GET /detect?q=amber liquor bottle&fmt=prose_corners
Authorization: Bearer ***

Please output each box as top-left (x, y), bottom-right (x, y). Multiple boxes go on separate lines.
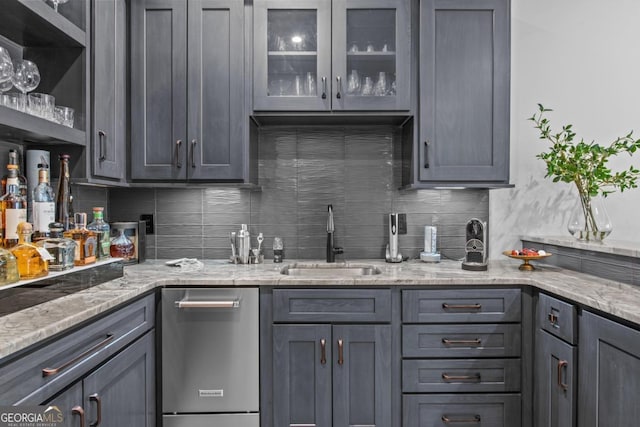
top-left (11, 222), bottom-right (49, 279)
top-left (1, 165), bottom-right (28, 248)
top-left (63, 213), bottom-right (97, 266)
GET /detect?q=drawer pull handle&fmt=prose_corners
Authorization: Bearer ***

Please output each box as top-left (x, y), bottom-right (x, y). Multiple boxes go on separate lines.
top-left (548, 312), bottom-right (559, 327)
top-left (175, 300), bottom-right (240, 309)
top-left (42, 334), bottom-right (115, 377)
top-left (442, 415), bottom-right (481, 424)
top-left (320, 339), bottom-right (326, 365)
top-left (442, 373), bottom-right (482, 382)
top-left (337, 339), bottom-right (344, 365)
top-left (442, 303), bottom-right (482, 310)
top-left (558, 360), bottom-right (569, 391)
top-left (89, 394), bottom-right (102, 427)
top-left (442, 338), bottom-right (482, 346)
top-left (72, 406), bottom-right (86, 427)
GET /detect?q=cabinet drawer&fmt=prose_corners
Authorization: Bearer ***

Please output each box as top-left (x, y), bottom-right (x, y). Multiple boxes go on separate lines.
top-left (537, 292), bottom-right (577, 344)
top-left (403, 359), bottom-right (521, 393)
top-left (0, 294), bottom-right (155, 405)
top-left (403, 289), bottom-right (521, 323)
top-left (403, 394), bottom-right (521, 427)
top-left (273, 289), bottom-right (391, 322)
top-left (403, 324), bottom-right (521, 358)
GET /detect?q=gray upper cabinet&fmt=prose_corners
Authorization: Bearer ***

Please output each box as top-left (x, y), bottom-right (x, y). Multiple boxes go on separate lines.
top-left (92, 0), bottom-right (126, 181)
top-left (131, 0), bottom-right (245, 181)
top-left (418, 0), bottom-right (510, 184)
top-left (253, 0), bottom-right (410, 112)
top-left (578, 311), bottom-right (640, 427)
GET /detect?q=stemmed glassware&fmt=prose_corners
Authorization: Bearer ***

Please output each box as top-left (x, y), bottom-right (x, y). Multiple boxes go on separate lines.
top-left (0, 47), bottom-right (13, 85)
top-left (11, 60), bottom-right (40, 112)
top-left (50, 0), bottom-right (69, 13)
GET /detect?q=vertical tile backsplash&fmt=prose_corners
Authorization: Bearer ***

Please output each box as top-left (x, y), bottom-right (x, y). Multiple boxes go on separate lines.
top-left (109, 126), bottom-right (489, 260)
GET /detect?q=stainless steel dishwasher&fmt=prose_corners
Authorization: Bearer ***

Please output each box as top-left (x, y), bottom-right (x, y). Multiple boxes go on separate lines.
top-left (161, 288), bottom-right (259, 427)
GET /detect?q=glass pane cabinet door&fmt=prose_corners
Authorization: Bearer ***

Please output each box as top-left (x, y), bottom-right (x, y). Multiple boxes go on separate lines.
top-left (332, 0), bottom-right (410, 110)
top-left (254, 0), bottom-right (331, 111)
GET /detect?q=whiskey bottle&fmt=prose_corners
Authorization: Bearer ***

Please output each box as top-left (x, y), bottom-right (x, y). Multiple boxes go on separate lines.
top-left (11, 222), bottom-right (49, 279)
top-left (38, 222), bottom-right (76, 271)
top-left (1, 165), bottom-right (28, 249)
top-left (110, 228), bottom-right (134, 262)
top-left (32, 164), bottom-right (55, 241)
top-left (1, 149), bottom-right (28, 199)
top-left (63, 213), bottom-right (97, 265)
top-left (87, 207), bottom-right (110, 259)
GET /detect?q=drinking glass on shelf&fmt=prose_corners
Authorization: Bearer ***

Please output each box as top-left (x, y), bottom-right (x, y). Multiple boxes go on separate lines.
top-left (3, 92), bottom-right (21, 110)
top-left (305, 72), bottom-right (316, 96)
top-left (54, 106), bottom-right (74, 128)
top-left (373, 72), bottom-right (388, 96)
top-left (28, 93), bottom-right (55, 120)
top-left (293, 75), bottom-right (303, 96)
top-left (347, 69), bottom-right (361, 95)
top-left (365, 41), bottom-right (375, 52)
top-left (50, 0), bottom-right (69, 13)
top-left (0, 80), bottom-right (13, 106)
top-left (361, 76), bottom-right (374, 96)
top-left (348, 41), bottom-right (359, 53)
top-left (11, 60), bottom-right (40, 112)
top-left (0, 47), bottom-right (14, 84)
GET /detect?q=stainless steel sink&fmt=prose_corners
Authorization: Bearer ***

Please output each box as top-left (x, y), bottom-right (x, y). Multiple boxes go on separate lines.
top-left (280, 263), bottom-right (381, 277)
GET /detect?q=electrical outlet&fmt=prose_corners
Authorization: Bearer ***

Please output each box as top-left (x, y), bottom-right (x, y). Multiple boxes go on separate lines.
top-left (398, 213), bottom-right (407, 234)
top-left (140, 214), bottom-right (154, 234)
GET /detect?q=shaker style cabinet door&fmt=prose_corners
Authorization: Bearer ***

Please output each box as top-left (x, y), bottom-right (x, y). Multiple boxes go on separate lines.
top-left (578, 311), bottom-right (640, 427)
top-left (419, 0), bottom-right (510, 183)
top-left (92, 0), bottom-right (126, 180)
top-left (131, 0), bottom-right (188, 180)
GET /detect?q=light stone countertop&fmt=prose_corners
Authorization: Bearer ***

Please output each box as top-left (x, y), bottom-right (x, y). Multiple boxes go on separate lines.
top-left (1, 258), bottom-right (640, 360)
top-left (521, 235), bottom-right (640, 258)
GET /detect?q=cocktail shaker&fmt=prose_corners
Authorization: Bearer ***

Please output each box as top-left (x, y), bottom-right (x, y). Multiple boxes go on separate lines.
top-left (237, 224), bottom-right (251, 264)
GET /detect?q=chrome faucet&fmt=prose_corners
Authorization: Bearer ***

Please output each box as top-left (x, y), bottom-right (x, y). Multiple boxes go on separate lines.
top-left (326, 204), bottom-right (343, 262)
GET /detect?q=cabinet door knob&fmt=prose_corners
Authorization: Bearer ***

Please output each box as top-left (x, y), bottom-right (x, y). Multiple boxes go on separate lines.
top-left (89, 394), bottom-right (102, 427)
top-left (72, 406), bottom-right (86, 427)
top-left (335, 76), bottom-right (342, 99)
top-left (175, 140), bottom-right (183, 168)
top-left (320, 338), bottom-right (326, 365)
top-left (98, 130), bottom-right (106, 161)
top-left (321, 76), bottom-right (327, 99)
top-left (190, 139), bottom-right (197, 168)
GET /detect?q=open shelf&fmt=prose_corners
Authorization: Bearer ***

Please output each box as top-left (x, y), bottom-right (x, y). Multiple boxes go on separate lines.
top-left (0, 105), bottom-right (86, 146)
top-left (1, 0), bottom-right (86, 48)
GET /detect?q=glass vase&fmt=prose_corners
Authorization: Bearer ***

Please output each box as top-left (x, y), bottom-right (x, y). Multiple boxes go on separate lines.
top-left (567, 194), bottom-right (612, 242)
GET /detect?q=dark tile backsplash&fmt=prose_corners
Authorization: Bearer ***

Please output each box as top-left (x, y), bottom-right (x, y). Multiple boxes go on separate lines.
top-left (109, 126), bottom-right (489, 260)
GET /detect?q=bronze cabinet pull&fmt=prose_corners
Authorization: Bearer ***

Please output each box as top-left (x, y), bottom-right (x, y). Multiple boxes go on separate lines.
top-left (175, 140), bottom-right (183, 168)
top-left (320, 338), bottom-right (326, 365)
top-left (442, 338), bottom-right (482, 346)
top-left (98, 130), bottom-right (106, 161)
top-left (89, 394), bottom-right (102, 427)
top-left (558, 360), bottom-right (569, 391)
top-left (441, 414), bottom-right (481, 424)
top-left (42, 334), bottom-right (114, 377)
top-left (442, 303), bottom-right (482, 310)
top-left (72, 406), bottom-right (85, 427)
top-left (337, 339), bottom-right (344, 365)
top-left (190, 139), bottom-right (197, 168)
top-left (548, 312), bottom-right (559, 326)
top-left (441, 373), bottom-right (482, 382)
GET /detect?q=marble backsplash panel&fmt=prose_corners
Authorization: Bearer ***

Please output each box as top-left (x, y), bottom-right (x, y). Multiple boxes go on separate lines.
top-left (109, 126), bottom-right (489, 260)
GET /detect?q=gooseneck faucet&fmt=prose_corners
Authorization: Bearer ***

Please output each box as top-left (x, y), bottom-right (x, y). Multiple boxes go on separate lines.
top-left (326, 204), bottom-right (343, 262)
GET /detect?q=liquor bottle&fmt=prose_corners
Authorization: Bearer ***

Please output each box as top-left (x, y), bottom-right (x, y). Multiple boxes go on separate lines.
top-left (110, 228), bottom-right (134, 261)
top-left (1, 149), bottom-right (28, 199)
top-left (37, 222), bottom-right (76, 271)
top-left (87, 207), bottom-right (110, 259)
top-left (32, 164), bottom-right (55, 241)
top-left (1, 164), bottom-right (28, 249)
top-left (0, 247), bottom-right (19, 286)
top-left (63, 213), bottom-right (97, 265)
top-left (11, 222), bottom-right (49, 279)
top-left (55, 154), bottom-right (74, 231)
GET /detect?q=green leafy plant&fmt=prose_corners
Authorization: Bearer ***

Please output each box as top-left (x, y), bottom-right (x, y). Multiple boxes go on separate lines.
top-left (529, 104), bottom-right (640, 238)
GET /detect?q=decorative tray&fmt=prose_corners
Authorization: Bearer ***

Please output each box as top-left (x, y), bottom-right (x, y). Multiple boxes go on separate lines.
top-left (502, 250), bottom-right (552, 271)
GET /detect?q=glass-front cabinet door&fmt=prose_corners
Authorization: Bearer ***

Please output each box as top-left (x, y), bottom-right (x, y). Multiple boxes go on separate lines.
top-left (332, 0), bottom-right (410, 111)
top-left (254, 0), bottom-right (410, 112)
top-left (254, 0), bottom-right (331, 111)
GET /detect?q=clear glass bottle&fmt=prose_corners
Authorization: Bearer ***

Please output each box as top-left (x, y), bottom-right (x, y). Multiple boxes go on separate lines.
top-left (11, 222), bottom-right (49, 279)
top-left (110, 228), bottom-right (134, 261)
top-left (0, 247), bottom-right (19, 286)
top-left (87, 207), bottom-right (110, 260)
top-left (55, 154), bottom-right (74, 231)
top-left (63, 213), bottom-right (97, 266)
top-left (1, 149), bottom-right (28, 199)
top-left (1, 165), bottom-right (28, 249)
top-left (38, 222), bottom-right (76, 271)
top-left (32, 164), bottom-right (55, 241)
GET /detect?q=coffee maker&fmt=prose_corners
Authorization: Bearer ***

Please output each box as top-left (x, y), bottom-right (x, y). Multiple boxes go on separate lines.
top-left (461, 218), bottom-right (488, 271)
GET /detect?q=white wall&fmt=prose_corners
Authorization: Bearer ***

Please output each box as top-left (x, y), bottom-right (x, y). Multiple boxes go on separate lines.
top-left (490, 0), bottom-right (640, 258)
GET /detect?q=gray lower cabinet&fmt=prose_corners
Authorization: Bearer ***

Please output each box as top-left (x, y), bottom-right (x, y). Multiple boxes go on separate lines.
top-left (273, 324), bottom-right (391, 427)
top-left (418, 0), bottom-right (510, 184)
top-left (578, 310), bottom-right (640, 427)
top-left (131, 0), bottom-right (245, 181)
top-left (91, 0), bottom-right (126, 181)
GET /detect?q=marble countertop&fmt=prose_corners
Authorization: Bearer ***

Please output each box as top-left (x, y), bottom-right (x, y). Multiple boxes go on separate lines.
top-left (521, 235), bottom-right (640, 258)
top-left (2, 258), bottom-right (640, 360)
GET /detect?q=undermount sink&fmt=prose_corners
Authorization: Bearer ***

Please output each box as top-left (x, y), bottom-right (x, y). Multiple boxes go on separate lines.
top-left (280, 263), bottom-right (382, 277)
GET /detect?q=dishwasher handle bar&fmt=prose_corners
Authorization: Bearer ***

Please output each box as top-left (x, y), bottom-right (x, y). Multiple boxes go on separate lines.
top-left (175, 299), bottom-right (240, 309)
